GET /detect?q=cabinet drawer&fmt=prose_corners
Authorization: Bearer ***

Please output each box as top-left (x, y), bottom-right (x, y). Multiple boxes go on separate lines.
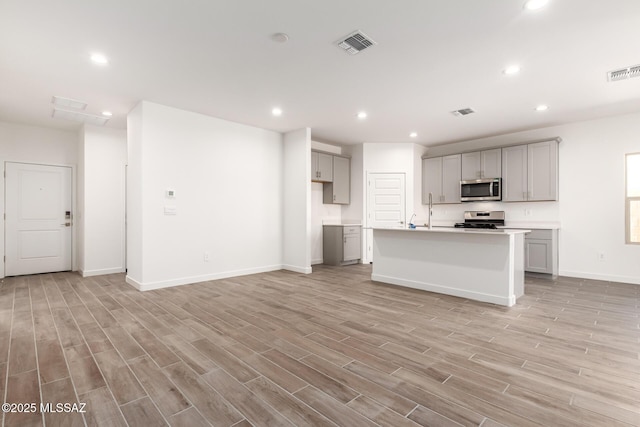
top-left (526, 229), bottom-right (553, 240)
top-left (343, 226), bottom-right (361, 235)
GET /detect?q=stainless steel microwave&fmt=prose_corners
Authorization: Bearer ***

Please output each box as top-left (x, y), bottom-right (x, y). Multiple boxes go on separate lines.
top-left (460, 178), bottom-right (501, 202)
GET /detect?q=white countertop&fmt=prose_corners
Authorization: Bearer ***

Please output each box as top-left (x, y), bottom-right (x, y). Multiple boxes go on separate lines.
top-left (429, 220), bottom-right (560, 230)
top-left (373, 227), bottom-right (530, 236)
top-left (323, 222), bottom-right (361, 227)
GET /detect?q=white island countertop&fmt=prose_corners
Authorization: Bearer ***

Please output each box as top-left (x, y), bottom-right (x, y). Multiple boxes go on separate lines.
top-left (379, 227), bottom-right (530, 235)
top-left (372, 227), bottom-right (528, 306)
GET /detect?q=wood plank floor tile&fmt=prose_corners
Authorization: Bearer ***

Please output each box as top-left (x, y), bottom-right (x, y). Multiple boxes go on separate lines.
top-left (244, 376), bottom-right (335, 427)
top-left (201, 369), bottom-right (296, 427)
top-left (4, 369), bottom-right (42, 427)
top-left (191, 338), bottom-right (259, 383)
top-left (41, 377), bottom-right (85, 427)
top-left (262, 349), bottom-right (359, 404)
top-left (301, 353), bottom-right (417, 416)
top-left (36, 338), bottom-right (68, 384)
top-left (161, 334), bottom-right (218, 375)
top-left (68, 355), bottom-right (107, 395)
top-left (128, 356), bottom-right (191, 417)
top-left (81, 387), bottom-right (127, 427)
top-left (93, 349), bottom-right (146, 405)
top-left (167, 407), bottom-right (210, 427)
top-left (120, 397), bottom-right (168, 427)
top-left (347, 395), bottom-right (422, 427)
top-left (293, 385), bottom-right (379, 427)
top-left (8, 335), bottom-right (37, 375)
top-left (164, 362), bottom-right (243, 426)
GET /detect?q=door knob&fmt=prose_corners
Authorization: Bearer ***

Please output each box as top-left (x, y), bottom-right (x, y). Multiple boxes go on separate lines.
top-left (61, 223), bottom-right (71, 227)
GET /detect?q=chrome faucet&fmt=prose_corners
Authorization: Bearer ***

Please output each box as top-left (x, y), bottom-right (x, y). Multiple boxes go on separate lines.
top-left (428, 192), bottom-right (433, 229)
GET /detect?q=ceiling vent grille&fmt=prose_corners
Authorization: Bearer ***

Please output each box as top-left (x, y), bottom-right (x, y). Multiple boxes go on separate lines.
top-left (52, 108), bottom-right (109, 126)
top-left (451, 108), bottom-right (475, 117)
top-left (51, 96), bottom-right (87, 110)
top-left (336, 30), bottom-right (377, 55)
top-left (607, 64), bottom-right (640, 82)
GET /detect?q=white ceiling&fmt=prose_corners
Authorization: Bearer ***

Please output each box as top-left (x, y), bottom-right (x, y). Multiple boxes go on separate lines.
top-left (1, 0), bottom-right (639, 146)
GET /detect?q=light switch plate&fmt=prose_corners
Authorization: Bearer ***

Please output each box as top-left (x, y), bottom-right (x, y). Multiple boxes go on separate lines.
top-left (166, 188), bottom-right (175, 198)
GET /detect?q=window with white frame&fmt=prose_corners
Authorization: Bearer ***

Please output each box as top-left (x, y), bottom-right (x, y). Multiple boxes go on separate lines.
top-left (626, 153), bottom-right (640, 244)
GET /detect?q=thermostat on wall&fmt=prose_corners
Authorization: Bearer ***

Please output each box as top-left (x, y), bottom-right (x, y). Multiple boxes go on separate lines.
top-left (166, 188), bottom-right (175, 198)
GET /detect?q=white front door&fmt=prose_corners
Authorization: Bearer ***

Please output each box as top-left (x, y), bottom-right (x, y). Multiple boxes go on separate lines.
top-left (365, 173), bottom-right (406, 262)
top-left (5, 162), bottom-right (72, 276)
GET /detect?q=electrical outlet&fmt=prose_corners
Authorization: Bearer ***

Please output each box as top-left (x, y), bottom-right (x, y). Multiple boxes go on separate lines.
top-left (597, 252), bottom-right (605, 262)
top-left (204, 251), bottom-right (210, 262)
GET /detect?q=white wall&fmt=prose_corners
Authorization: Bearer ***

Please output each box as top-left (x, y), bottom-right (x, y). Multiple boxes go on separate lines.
top-left (126, 101), bottom-right (286, 290)
top-left (426, 112), bottom-right (640, 284)
top-left (79, 125), bottom-right (127, 276)
top-left (0, 121), bottom-right (78, 277)
top-left (283, 128), bottom-right (312, 273)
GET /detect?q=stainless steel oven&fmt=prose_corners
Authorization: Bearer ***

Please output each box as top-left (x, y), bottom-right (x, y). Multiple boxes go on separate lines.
top-left (460, 178), bottom-right (501, 202)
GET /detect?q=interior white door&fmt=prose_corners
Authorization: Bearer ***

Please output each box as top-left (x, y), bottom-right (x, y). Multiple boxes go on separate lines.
top-left (5, 162), bottom-right (72, 276)
top-left (366, 173), bottom-right (406, 262)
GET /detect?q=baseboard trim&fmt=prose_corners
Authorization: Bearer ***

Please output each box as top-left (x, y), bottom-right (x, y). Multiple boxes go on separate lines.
top-left (81, 267), bottom-right (125, 278)
top-left (558, 270), bottom-right (640, 285)
top-left (311, 258), bottom-right (323, 265)
top-left (282, 265), bottom-right (313, 274)
top-left (371, 273), bottom-right (515, 306)
top-left (125, 264), bottom-right (284, 291)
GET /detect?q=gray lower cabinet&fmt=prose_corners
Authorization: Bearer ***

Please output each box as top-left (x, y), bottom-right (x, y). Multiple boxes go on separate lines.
top-left (323, 225), bottom-right (361, 265)
top-left (524, 229), bottom-right (558, 275)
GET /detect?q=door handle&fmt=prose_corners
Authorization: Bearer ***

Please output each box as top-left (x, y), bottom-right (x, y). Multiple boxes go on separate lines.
top-left (61, 223), bottom-right (71, 227)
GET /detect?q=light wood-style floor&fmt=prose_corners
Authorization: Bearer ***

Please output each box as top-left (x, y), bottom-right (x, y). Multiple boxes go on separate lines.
top-left (1, 264), bottom-right (639, 427)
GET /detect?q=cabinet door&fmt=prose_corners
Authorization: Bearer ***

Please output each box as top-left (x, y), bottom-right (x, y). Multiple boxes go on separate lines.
top-left (481, 148), bottom-right (502, 179)
top-left (311, 151), bottom-right (319, 180)
top-left (461, 152), bottom-right (481, 180)
top-left (423, 157), bottom-right (443, 204)
top-left (332, 156), bottom-right (350, 204)
top-left (528, 141), bottom-right (558, 201)
top-left (343, 233), bottom-right (361, 261)
top-left (317, 153), bottom-right (333, 182)
top-left (441, 154), bottom-right (461, 204)
top-left (502, 145), bottom-right (528, 202)
top-left (525, 238), bottom-right (552, 273)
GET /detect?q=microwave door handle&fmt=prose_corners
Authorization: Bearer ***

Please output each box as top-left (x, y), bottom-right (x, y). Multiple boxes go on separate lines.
top-left (489, 181), bottom-right (493, 197)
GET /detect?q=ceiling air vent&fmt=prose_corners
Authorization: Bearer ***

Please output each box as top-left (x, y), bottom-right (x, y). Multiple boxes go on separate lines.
top-left (451, 108), bottom-right (475, 117)
top-left (336, 30), bottom-right (377, 55)
top-left (607, 64), bottom-right (640, 82)
top-left (52, 108), bottom-right (109, 126)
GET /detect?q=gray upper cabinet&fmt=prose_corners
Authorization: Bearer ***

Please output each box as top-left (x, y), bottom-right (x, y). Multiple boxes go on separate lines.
top-left (461, 149), bottom-right (501, 180)
top-left (312, 151), bottom-right (333, 182)
top-left (528, 140), bottom-right (558, 201)
top-left (502, 145), bottom-right (528, 202)
top-left (323, 155), bottom-right (350, 204)
top-left (502, 140), bottom-right (558, 202)
top-left (422, 154), bottom-right (461, 204)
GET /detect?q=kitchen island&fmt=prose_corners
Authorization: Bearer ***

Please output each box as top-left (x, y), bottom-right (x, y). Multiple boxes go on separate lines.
top-left (372, 227), bottom-right (530, 307)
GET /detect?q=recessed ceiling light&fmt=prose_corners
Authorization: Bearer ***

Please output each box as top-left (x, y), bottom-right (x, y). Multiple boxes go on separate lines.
top-left (357, 111), bottom-right (367, 119)
top-left (271, 33), bottom-right (289, 43)
top-left (90, 53), bottom-right (109, 65)
top-left (524, 0), bottom-right (549, 10)
top-left (102, 111), bottom-right (113, 117)
top-left (503, 65), bottom-right (521, 75)
top-left (535, 105), bottom-right (548, 111)
top-left (272, 107), bottom-right (282, 116)
top-left (409, 132), bottom-right (418, 138)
